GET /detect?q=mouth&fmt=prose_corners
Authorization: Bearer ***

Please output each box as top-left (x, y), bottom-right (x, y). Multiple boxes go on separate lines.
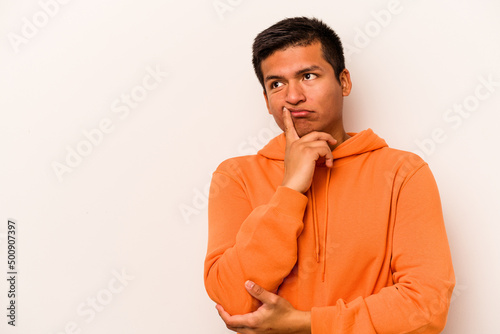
top-left (287, 108), bottom-right (313, 118)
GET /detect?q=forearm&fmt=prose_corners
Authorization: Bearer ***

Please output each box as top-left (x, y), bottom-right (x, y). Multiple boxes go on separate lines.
top-left (204, 177), bottom-right (308, 315)
top-left (311, 279), bottom-right (454, 334)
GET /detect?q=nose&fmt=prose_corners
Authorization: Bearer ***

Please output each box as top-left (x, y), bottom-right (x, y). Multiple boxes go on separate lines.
top-left (285, 82), bottom-right (305, 105)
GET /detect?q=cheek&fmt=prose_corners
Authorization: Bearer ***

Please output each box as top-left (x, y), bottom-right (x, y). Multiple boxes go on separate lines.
top-left (266, 96), bottom-right (285, 128)
top-left (310, 85), bottom-right (332, 103)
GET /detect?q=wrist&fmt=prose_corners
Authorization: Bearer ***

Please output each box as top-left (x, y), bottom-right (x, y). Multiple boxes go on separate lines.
top-left (291, 310), bottom-right (311, 334)
top-left (280, 180), bottom-right (307, 194)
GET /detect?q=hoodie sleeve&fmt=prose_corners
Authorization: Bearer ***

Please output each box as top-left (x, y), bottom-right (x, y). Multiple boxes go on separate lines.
top-left (204, 161), bottom-right (308, 316)
top-left (310, 163), bottom-right (455, 334)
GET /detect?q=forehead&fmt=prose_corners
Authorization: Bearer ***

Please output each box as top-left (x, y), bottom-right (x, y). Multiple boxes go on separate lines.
top-left (261, 42), bottom-right (330, 78)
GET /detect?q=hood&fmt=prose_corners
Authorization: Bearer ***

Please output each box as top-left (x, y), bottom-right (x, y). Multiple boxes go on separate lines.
top-left (257, 128), bottom-right (388, 281)
top-left (258, 128), bottom-right (388, 161)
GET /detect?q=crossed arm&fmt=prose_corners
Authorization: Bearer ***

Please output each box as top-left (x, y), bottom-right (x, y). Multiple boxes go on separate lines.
top-left (205, 108), bottom-right (455, 333)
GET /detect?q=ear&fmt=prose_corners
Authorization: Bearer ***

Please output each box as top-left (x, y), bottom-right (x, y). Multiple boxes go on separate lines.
top-left (339, 69), bottom-right (352, 97)
top-left (263, 89), bottom-right (271, 114)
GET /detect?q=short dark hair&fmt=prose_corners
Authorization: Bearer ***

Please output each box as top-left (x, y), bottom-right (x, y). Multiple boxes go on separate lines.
top-left (252, 17), bottom-right (345, 90)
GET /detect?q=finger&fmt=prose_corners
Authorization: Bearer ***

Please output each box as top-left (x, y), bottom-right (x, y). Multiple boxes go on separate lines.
top-left (216, 304), bottom-right (254, 330)
top-left (216, 304), bottom-right (230, 320)
top-left (294, 138), bottom-right (335, 163)
top-left (324, 151), bottom-right (334, 168)
top-left (300, 131), bottom-right (337, 146)
top-left (299, 140), bottom-right (336, 149)
top-left (298, 142), bottom-right (334, 168)
top-left (311, 146), bottom-right (334, 168)
top-left (282, 107), bottom-right (299, 144)
top-left (244, 280), bottom-right (275, 305)
top-left (301, 132), bottom-right (335, 167)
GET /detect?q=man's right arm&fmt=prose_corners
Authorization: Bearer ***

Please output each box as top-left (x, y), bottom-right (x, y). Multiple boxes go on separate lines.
top-left (204, 168), bottom-right (308, 316)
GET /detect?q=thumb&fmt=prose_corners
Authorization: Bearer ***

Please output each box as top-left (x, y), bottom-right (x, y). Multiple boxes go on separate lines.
top-left (283, 107), bottom-right (299, 144)
top-left (244, 280), bottom-right (275, 304)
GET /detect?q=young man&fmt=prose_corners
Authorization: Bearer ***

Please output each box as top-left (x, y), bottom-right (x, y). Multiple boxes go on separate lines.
top-left (204, 17), bottom-right (455, 333)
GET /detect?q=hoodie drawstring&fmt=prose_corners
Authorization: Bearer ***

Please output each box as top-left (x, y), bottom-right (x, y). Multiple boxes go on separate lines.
top-left (309, 184), bottom-right (320, 263)
top-left (308, 168), bottom-right (332, 282)
top-left (322, 168), bottom-right (331, 282)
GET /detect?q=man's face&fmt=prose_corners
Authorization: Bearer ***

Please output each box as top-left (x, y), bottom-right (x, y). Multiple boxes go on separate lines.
top-left (261, 41), bottom-right (351, 137)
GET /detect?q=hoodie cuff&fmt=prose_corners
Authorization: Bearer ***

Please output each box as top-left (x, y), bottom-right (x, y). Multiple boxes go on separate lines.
top-left (268, 186), bottom-right (308, 219)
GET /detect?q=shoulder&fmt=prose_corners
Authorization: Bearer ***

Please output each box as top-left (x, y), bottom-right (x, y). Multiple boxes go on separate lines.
top-left (374, 147), bottom-right (435, 187)
top-left (214, 154), bottom-right (263, 177)
top-left (377, 147), bottom-right (427, 167)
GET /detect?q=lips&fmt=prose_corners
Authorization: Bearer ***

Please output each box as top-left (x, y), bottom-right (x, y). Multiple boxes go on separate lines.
top-left (288, 108), bottom-right (313, 118)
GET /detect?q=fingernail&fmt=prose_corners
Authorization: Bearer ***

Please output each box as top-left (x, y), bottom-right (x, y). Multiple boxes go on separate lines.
top-left (245, 280), bottom-right (255, 289)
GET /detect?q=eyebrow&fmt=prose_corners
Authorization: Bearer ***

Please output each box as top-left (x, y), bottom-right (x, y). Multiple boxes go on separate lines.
top-left (264, 65), bottom-right (323, 83)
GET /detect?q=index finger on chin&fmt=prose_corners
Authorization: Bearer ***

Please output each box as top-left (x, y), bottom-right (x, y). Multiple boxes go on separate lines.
top-left (283, 107), bottom-right (299, 144)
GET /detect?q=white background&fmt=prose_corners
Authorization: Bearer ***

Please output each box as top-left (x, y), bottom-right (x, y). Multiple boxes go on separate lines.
top-left (1, 0), bottom-right (499, 333)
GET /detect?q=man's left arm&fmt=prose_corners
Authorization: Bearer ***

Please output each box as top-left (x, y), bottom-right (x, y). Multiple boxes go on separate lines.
top-left (218, 163), bottom-right (455, 334)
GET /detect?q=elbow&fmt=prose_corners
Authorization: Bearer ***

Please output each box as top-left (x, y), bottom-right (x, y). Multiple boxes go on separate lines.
top-left (408, 280), bottom-right (455, 333)
top-left (204, 266), bottom-right (256, 316)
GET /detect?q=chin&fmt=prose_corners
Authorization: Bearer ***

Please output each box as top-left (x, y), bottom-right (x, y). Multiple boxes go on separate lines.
top-left (295, 127), bottom-right (318, 137)
top-left (297, 129), bottom-right (314, 138)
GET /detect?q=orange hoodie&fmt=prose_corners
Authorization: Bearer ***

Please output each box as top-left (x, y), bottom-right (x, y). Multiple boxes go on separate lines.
top-left (204, 129), bottom-right (455, 333)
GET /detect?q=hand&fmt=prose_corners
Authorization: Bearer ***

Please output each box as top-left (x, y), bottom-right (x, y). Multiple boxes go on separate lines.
top-left (281, 107), bottom-right (336, 193)
top-left (216, 280), bottom-right (311, 334)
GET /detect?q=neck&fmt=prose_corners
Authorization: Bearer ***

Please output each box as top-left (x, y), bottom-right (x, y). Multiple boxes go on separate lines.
top-left (329, 128), bottom-right (350, 150)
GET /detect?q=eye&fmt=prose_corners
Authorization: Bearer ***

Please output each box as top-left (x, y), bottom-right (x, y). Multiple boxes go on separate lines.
top-left (271, 81), bottom-right (284, 89)
top-left (304, 73), bottom-right (317, 80)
